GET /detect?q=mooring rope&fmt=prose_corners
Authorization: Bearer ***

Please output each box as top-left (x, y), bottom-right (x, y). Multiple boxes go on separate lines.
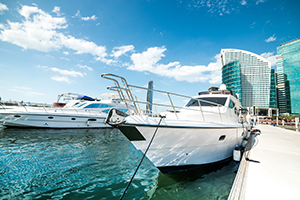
top-left (119, 116), bottom-right (164, 200)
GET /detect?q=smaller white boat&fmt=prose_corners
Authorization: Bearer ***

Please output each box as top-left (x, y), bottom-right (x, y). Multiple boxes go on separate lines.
top-left (0, 93), bottom-right (131, 128)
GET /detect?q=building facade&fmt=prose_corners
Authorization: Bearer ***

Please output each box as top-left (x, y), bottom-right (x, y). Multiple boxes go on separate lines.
top-left (221, 60), bottom-right (241, 103)
top-left (276, 39), bottom-right (300, 115)
top-left (270, 69), bottom-right (277, 109)
top-left (221, 49), bottom-right (272, 108)
top-left (276, 55), bottom-right (291, 114)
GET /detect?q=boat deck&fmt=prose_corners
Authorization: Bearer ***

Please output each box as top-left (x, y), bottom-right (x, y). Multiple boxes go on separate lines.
top-left (229, 124), bottom-right (300, 200)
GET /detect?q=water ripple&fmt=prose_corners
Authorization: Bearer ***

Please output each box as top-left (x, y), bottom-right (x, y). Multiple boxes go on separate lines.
top-left (0, 128), bottom-right (237, 199)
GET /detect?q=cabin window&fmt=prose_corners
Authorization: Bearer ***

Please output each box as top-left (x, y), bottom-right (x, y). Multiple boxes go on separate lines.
top-left (229, 100), bottom-right (234, 109)
top-left (186, 97), bottom-right (227, 107)
top-left (84, 104), bottom-right (113, 109)
top-left (71, 118), bottom-right (76, 120)
top-left (48, 116), bottom-right (54, 119)
top-left (73, 102), bottom-right (87, 108)
top-left (84, 104), bottom-right (101, 108)
top-left (87, 118), bottom-right (97, 121)
top-left (99, 104), bottom-right (112, 108)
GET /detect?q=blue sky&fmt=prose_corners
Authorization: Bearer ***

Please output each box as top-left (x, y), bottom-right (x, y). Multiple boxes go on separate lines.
top-left (0, 0), bottom-right (299, 104)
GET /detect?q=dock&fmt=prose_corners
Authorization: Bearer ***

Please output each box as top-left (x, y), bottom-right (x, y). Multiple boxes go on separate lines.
top-left (228, 124), bottom-right (300, 200)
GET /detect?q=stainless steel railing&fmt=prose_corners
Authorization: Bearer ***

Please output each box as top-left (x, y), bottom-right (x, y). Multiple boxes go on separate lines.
top-left (101, 73), bottom-right (241, 123)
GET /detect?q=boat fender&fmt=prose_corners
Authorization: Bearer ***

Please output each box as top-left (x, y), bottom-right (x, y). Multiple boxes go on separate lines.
top-left (233, 145), bottom-right (241, 162)
top-left (86, 120), bottom-right (90, 127)
top-left (245, 130), bottom-right (251, 139)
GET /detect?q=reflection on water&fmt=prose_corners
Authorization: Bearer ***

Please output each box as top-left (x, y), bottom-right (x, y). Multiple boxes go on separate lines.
top-left (0, 128), bottom-right (238, 199)
top-left (151, 160), bottom-right (238, 200)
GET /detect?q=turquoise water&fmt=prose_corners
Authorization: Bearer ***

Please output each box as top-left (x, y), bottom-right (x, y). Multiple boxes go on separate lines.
top-left (0, 127), bottom-right (238, 199)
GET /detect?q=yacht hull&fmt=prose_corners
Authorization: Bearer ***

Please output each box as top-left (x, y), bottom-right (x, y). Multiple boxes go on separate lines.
top-left (116, 116), bottom-right (244, 173)
top-left (1, 113), bottom-right (110, 128)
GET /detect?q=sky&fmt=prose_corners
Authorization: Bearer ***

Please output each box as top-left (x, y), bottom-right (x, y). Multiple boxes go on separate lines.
top-left (0, 0), bottom-right (299, 105)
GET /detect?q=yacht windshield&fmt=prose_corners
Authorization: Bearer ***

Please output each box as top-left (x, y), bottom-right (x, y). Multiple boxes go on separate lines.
top-left (185, 97), bottom-right (227, 107)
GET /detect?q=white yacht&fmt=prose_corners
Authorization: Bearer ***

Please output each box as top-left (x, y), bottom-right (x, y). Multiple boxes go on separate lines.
top-left (0, 94), bottom-right (130, 128)
top-left (102, 74), bottom-right (248, 173)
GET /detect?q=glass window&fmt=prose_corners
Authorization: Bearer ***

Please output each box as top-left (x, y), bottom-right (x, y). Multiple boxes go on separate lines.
top-left (73, 102), bottom-right (87, 108)
top-left (84, 103), bottom-right (101, 108)
top-left (186, 97), bottom-right (227, 107)
top-left (99, 104), bottom-right (112, 108)
top-left (229, 99), bottom-right (235, 108)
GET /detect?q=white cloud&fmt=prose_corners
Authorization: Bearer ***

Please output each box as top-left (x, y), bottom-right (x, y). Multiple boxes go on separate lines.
top-left (181, 0), bottom-right (234, 15)
top-left (241, 0), bottom-right (247, 5)
top-left (265, 34), bottom-right (276, 43)
top-left (82, 15), bottom-right (97, 21)
top-left (97, 57), bottom-right (117, 65)
top-left (63, 51), bottom-right (69, 55)
top-left (256, 0), bottom-right (267, 5)
top-left (0, 2), bottom-right (8, 14)
top-left (51, 76), bottom-right (71, 83)
top-left (181, 0), bottom-right (268, 15)
top-left (11, 86), bottom-right (45, 96)
top-left (50, 67), bottom-right (85, 77)
top-left (0, 5), bottom-right (107, 61)
top-left (13, 86), bottom-right (33, 90)
top-left (111, 45), bottom-right (135, 58)
top-left (73, 10), bottom-right (80, 18)
top-left (0, 5), bottom-right (67, 52)
top-left (72, 10), bottom-right (97, 21)
top-left (129, 47), bottom-right (222, 84)
top-left (60, 57), bottom-right (70, 61)
top-left (37, 65), bottom-right (48, 69)
top-left (52, 6), bottom-right (61, 16)
top-left (260, 52), bottom-right (276, 67)
top-left (129, 46), bottom-right (167, 71)
top-left (78, 64), bottom-right (93, 71)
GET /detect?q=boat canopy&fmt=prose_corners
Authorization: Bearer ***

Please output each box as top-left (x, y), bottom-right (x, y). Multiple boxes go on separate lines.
top-left (75, 95), bottom-right (97, 101)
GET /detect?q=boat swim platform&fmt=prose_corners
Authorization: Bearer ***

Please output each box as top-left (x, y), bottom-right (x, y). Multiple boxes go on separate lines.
top-left (228, 124), bottom-right (300, 200)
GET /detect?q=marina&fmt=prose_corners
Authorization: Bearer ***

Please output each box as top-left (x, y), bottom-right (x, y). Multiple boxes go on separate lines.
top-left (0, 1), bottom-right (299, 199)
top-left (2, 75), bottom-right (300, 199)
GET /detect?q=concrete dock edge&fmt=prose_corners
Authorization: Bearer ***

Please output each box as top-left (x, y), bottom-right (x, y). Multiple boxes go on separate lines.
top-left (228, 133), bottom-right (256, 200)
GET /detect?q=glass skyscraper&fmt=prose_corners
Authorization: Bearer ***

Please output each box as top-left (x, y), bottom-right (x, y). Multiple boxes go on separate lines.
top-left (222, 60), bottom-right (241, 103)
top-left (276, 54), bottom-right (291, 114)
top-left (276, 38), bottom-right (300, 115)
top-left (221, 49), bottom-right (271, 108)
top-left (270, 69), bottom-right (277, 109)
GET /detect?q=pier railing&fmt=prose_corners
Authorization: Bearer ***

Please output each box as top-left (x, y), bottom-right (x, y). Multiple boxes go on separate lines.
top-left (101, 73), bottom-right (242, 123)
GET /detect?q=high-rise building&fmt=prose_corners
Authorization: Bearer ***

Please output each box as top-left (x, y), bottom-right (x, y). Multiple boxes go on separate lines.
top-left (276, 38), bottom-right (300, 114)
top-left (270, 69), bottom-right (277, 109)
top-left (221, 49), bottom-right (271, 108)
top-left (221, 60), bottom-right (241, 103)
top-left (276, 55), bottom-right (291, 114)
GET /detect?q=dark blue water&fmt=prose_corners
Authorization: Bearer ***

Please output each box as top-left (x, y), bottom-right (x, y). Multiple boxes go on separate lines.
top-left (0, 127), bottom-right (238, 199)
